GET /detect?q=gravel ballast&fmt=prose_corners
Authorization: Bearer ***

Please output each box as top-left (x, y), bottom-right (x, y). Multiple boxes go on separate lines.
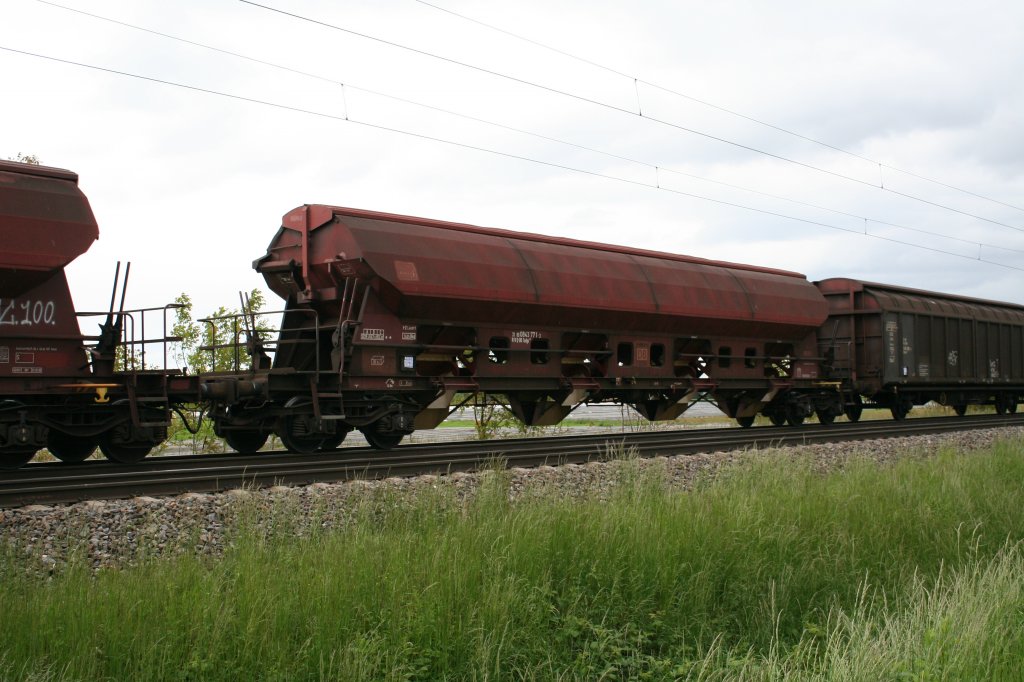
top-left (3, 427), bottom-right (1023, 574)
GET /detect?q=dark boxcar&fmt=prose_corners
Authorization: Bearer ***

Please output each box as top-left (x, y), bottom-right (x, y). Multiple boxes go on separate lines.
top-left (817, 278), bottom-right (1023, 418)
top-left (213, 204), bottom-right (832, 451)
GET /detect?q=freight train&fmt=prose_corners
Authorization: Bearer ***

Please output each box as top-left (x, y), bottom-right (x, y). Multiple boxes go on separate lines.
top-left (1, 160), bottom-right (1021, 468)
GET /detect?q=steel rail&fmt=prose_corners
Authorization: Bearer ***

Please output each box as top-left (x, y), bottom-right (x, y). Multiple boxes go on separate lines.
top-left (2, 414), bottom-right (1022, 508)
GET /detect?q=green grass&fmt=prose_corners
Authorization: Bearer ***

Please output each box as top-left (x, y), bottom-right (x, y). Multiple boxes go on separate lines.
top-left (3, 440), bottom-right (1024, 680)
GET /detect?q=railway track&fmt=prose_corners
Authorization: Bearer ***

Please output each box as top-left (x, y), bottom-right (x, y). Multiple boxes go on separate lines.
top-left (2, 414), bottom-right (1023, 508)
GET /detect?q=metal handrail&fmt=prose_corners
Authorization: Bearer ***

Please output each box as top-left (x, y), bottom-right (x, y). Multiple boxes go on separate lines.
top-left (77, 303), bottom-right (185, 371)
top-left (197, 307), bottom-right (321, 374)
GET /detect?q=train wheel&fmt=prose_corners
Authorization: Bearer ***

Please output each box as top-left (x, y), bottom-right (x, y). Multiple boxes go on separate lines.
top-left (844, 397), bottom-right (863, 422)
top-left (768, 413), bottom-right (786, 427)
top-left (277, 414), bottom-right (328, 454)
top-left (320, 429), bottom-right (350, 452)
top-left (953, 404), bottom-right (968, 417)
top-left (99, 439), bottom-right (152, 464)
top-left (225, 430), bottom-right (269, 454)
top-left (784, 404), bottom-right (805, 427)
top-left (816, 411), bottom-right (836, 425)
top-left (890, 402), bottom-right (911, 421)
top-left (736, 416), bottom-right (755, 428)
top-left (1010, 401), bottom-right (1019, 415)
top-left (47, 431), bottom-right (97, 463)
top-left (278, 431), bottom-right (323, 455)
top-left (0, 449), bottom-right (36, 470)
top-left (360, 428), bottom-right (405, 450)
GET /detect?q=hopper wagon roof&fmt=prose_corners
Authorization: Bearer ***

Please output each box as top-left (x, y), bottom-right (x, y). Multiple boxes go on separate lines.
top-left (0, 160), bottom-right (99, 296)
top-left (258, 205), bottom-right (828, 337)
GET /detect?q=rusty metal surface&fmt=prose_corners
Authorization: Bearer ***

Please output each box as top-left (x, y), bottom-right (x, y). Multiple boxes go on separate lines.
top-left (258, 205), bottom-right (828, 338)
top-left (0, 160), bottom-right (99, 298)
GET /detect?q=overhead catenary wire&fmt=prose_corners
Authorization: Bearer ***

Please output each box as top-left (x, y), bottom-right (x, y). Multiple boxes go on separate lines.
top-left (28, 0), bottom-right (1024, 243)
top-left (237, 0), bottom-right (1024, 236)
top-left (2, 44), bottom-right (1021, 273)
top-left (412, 0), bottom-right (1024, 216)
top-left (298, 83), bottom-right (1024, 257)
top-left (31, 0), bottom-right (1024, 256)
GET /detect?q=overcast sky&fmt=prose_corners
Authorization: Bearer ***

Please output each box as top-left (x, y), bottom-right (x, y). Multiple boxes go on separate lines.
top-left (3, 0), bottom-right (1023, 323)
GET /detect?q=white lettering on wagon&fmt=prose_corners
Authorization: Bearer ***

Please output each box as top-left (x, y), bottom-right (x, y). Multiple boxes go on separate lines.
top-left (510, 330), bottom-right (541, 345)
top-left (885, 320), bottom-right (898, 364)
top-left (0, 299), bottom-right (57, 326)
top-left (360, 328), bottom-right (387, 341)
